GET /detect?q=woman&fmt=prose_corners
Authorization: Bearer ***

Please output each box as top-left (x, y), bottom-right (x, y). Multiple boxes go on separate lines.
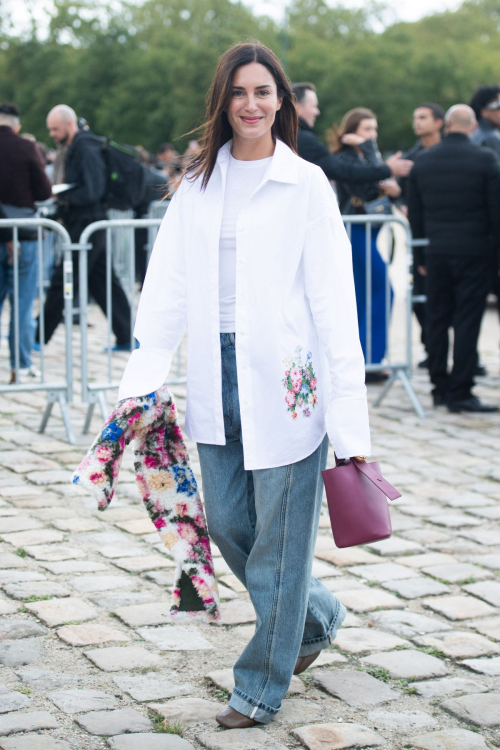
top-left (119, 43), bottom-right (370, 728)
top-left (331, 108), bottom-right (400, 372)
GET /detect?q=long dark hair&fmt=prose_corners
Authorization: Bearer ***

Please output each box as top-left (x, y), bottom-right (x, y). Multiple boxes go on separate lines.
top-left (328, 107), bottom-right (376, 153)
top-left (181, 42), bottom-right (297, 191)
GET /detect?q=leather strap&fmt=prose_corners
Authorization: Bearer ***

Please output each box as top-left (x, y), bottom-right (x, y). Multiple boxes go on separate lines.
top-left (352, 458), bottom-right (402, 501)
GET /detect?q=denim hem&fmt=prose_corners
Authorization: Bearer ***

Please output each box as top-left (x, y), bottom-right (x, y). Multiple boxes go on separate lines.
top-left (298, 599), bottom-right (347, 657)
top-left (229, 687), bottom-right (279, 725)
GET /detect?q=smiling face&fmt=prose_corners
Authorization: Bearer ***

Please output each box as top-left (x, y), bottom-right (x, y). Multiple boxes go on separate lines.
top-left (226, 62), bottom-right (283, 145)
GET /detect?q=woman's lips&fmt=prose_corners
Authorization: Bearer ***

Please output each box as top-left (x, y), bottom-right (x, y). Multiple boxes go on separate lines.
top-left (241, 117), bottom-right (262, 123)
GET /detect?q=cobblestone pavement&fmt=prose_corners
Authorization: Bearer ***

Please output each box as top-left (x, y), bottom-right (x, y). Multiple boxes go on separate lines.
top-left (0, 284), bottom-right (499, 749)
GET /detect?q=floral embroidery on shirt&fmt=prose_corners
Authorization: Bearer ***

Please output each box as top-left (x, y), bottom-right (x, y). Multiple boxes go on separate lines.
top-left (282, 346), bottom-right (318, 419)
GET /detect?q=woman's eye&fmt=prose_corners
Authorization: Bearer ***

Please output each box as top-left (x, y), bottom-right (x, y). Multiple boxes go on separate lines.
top-left (258, 90), bottom-right (270, 96)
top-left (232, 91), bottom-right (243, 97)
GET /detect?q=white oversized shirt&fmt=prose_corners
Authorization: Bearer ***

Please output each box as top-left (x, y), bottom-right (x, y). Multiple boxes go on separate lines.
top-left (119, 138), bottom-right (371, 470)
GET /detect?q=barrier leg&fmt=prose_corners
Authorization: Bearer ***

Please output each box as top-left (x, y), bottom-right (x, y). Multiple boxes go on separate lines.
top-left (82, 403), bottom-right (95, 435)
top-left (373, 368), bottom-right (425, 418)
top-left (82, 391), bottom-right (109, 434)
top-left (39, 391), bottom-right (76, 444)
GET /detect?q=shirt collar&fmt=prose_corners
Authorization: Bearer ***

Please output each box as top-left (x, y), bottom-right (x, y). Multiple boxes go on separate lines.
top-left (216, 138), bottom-right (298, 185)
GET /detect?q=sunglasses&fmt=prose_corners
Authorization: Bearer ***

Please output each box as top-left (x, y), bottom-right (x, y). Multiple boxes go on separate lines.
top-left (485, 100), bottom-right (500, 111)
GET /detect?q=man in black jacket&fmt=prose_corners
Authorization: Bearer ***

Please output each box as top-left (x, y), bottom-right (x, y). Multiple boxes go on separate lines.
top-left (36, 104), bottom-right (132, 349)
top-left (408, 104), bottom-right (500, 413)
top-left (292, 82), bottom-right (413, 184)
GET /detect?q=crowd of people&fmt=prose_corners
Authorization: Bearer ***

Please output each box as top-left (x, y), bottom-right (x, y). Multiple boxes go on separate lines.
top-left (0, 81), bottom-right (499, 411)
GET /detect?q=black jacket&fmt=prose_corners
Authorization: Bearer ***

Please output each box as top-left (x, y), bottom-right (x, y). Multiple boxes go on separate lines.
top-left (0, 204), bottom-right (13, 243)
top-left (58, 129), bottom-right (107, 239)
top-left (408, 133), bottom-right (500, 261)
top-left (472, 118), bottom-right (500, 158)
top-left (399, 140), bottom-right (426, 207)
top-left (297, 120), bottom-right (391, 188)
top-left (334, 140), bottom-right (388, 215)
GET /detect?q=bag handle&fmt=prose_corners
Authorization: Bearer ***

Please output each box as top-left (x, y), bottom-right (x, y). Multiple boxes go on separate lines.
top-left (352, 458), bottom-right (402, 501)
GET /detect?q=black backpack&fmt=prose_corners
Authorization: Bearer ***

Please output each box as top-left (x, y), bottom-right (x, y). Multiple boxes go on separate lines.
top-left (101, 138), bottom-right (147, 211)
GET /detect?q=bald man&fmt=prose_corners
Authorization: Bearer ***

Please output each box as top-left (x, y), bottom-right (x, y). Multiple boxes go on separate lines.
top-left (36, 105), bottom-right (132, 349)
top-left (408, 104), bottom-right (500, 413)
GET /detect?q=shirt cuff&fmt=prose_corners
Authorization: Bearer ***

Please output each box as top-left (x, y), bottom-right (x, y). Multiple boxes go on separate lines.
top-left (325, 396), bottom-right (371, 459)
top-left (118, 347), bottom-right (174, 401)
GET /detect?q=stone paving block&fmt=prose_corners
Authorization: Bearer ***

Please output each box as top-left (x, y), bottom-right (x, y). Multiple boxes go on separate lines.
top-left (291, 722), bottom-right (384, 749)
top-left (212, 600), bottom-right (256, 626)
top-left (314, 547), bottom-right (384, 567)
top-left (3, 582), bottom-right (71, 600)
top-left (14, 669), bottom-right (89, 690)
top-left (0, 687), bottom-right (31, 713)
top-left (422, 563), bottom-right (492, 583)
top-left (396, 552), bottom-right (458, 569)
top-left (442, 491), bottom-right (496, 507)
top-left (138, 626), bottom-right (214, 651)
top-left (0, 554), bottom-right (28, 569)
top-left (367, 536), bottom-right (424, 556)
top-left (149, 698), bottom-right (221, 729)
top-left (382, 577), bottom-right (450, 599)
top-left (320, 577), bottom-right (368, 593)
top-left (315, 651), bottom-right (348, 667)
top-left (311, 560), bottom-right (340, 579)
top-left (428, 513), bottom-right (482, 528)
top-left (115, 519), bottom-right (154, 535)
top-left (206, 667), bottom-right (304, 696)
top-left (423, 595), bottom-right (496, 621)
top-left (142, 570), bottom-right (175, 587)
top-left (113, 672), bottom-right (194, 701)
top-left (108, 737), bottom-right (195, 750)
top-left (0, 640), bottom-right (45, 667)
top-left (11, 496), bottom-right (61, 509)
top-left (47, 688), bottom-right (118, 713)
top-left (268, 698), bottom-right (328, 726)
top-left (410, 728), bottom-right (489, 749)
top-left (0, 737), bottom-right (72, 750)
top-left (467, 506), bottom-right (500, 520)
top-left (218, 574), bottom-right (247, 593)
top-left (334, 627), bottom-right (410, 654)
top-left (99, 545), bottom-right (147, 559)
top-left (469, 553), bottom-right (500, 570)
top-left (361, 649), bottom-right (448, 680)
top-left (75, 708), bottom-right (152, 735)
top-left (39, 560), bottom-right (108, 574)
top-left (461, 656), bottom-right (500, 675)
top-left (1, 530), bottom-right (63, 547)
top-left (314, 669), bottom-right (399, 707)
top-left (111, 555), bottom-right (173, 573)
top-left (97, 507), bottom-right (145, 522)
top-left (367, 709), bottom-right (437, 728)
top-left (24, 544), bottom-right (86, 561)
top-left (413, 631), bottom-right (500, 659)
top-left (69, 575), bottom-right (136, 594)
top-left (84, 645), bottom-right (164, 672)
top-left (0, 451), bottom-right (61, 474)
top-left (398, 505), bottom-right (444, 518)
top-left (114, 602), bottom-right (172, 627)
top-left (90, 592), bottom-right (158, 609)
top-left (0, 570), bottom-right (46, 585)
top-left (472, 616), bottom-right (500, 640)
top-left (0, 600), bottom-right (16, 615)
top-left (197, 728), bottom-right (289, 749)
top-left (0, 518), bottom-right (42, 534)
top-left (56, 623), bottom-right (131, 646)
top-left (347, 562), bottom-right (419, 583)
top-left (0, 619), bottom-right (47, 640)
top-left (441, 692), bottom-right (500, 726)
top-left (463, 580), bottom-right (500, 607)
top-left (410, 677), bottom-right (487, 699)
top-left (25, 597), bottom-right (97, 627)
top-left (336, 588), bottom-right (404, 613)
top-left (0, 711), bottom-right (58, 736)
top-left (460, 529), bottom-right (500, 546)
top-left (51, 518), bottom-right (103, 533)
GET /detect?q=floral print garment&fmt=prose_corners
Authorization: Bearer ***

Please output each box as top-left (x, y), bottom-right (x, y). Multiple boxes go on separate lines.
top-left (282, 346), bottom-right (318, 420)
top-left (72, 387), bottom-right (220, 622)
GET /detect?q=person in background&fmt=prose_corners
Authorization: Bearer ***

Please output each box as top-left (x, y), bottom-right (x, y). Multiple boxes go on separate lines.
top-left (331, 108), bottom-right (400, 378)
top-left (36, 104), bottom-right (132, 350)
top-left (399, 102), bottom-right (444, 370)
top-left (292, 82), bottom-right (413, 185)
top-left (408, 105), bottom-right (500, 413)
top-left (156, 142), bottom-right (179, 179)
top-left (0, 102), bottom-right (52, 383)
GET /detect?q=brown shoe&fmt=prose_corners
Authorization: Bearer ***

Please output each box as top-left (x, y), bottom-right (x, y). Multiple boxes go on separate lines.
top-left (294, 650), bottom-right (321, 675)
top-left (216, 706), bottom-right (261, 728)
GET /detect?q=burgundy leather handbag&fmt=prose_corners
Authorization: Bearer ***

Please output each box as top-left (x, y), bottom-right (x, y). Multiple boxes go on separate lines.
top-left (322, 458), bottom-right (401, 548)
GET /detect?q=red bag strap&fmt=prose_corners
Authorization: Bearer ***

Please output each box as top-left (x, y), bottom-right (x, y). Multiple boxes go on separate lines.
top-left (351, 458), bottom-right (402, 501)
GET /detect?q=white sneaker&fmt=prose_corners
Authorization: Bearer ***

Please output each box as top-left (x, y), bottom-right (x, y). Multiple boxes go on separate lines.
top-left (10, 365), bottom-right (41, 384)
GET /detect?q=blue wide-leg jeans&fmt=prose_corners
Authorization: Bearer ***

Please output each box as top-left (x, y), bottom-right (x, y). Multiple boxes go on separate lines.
top-left (197, 333), bottom-right (346, 724)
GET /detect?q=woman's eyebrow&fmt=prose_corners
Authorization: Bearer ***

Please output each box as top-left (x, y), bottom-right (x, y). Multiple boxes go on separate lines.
top-left (232, 84), bottom-right (273, 90)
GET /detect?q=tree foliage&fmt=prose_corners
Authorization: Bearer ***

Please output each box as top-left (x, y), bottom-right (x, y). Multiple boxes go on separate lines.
top-left (0, 0), bottom-right (498, 152)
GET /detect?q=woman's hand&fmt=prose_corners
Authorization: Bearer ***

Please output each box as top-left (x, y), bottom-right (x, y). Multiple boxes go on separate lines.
top-left (341, 133), bottom-right (366, 146)
top-left (379, 179), bottom-right (401, 198)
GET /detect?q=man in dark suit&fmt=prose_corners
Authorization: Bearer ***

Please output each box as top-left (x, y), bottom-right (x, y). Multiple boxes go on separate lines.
top-left (408, 104), bottom-right (500, 413)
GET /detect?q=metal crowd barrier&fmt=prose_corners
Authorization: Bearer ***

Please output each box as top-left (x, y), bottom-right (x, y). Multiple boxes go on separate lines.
top-left (77, 214), bottom-right (185, 432)
top-left (343, 214), bottom-right (425, 418)
top-left (0, 217), bottom-right (75, 442)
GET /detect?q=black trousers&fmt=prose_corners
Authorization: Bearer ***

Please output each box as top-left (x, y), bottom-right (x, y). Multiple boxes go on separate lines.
top-left (36, 227), bottom-right (131, 346)
top-left (426, 254), bottom-right (492, 401)
top-left (413, 260), bottom-right (427, 348)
